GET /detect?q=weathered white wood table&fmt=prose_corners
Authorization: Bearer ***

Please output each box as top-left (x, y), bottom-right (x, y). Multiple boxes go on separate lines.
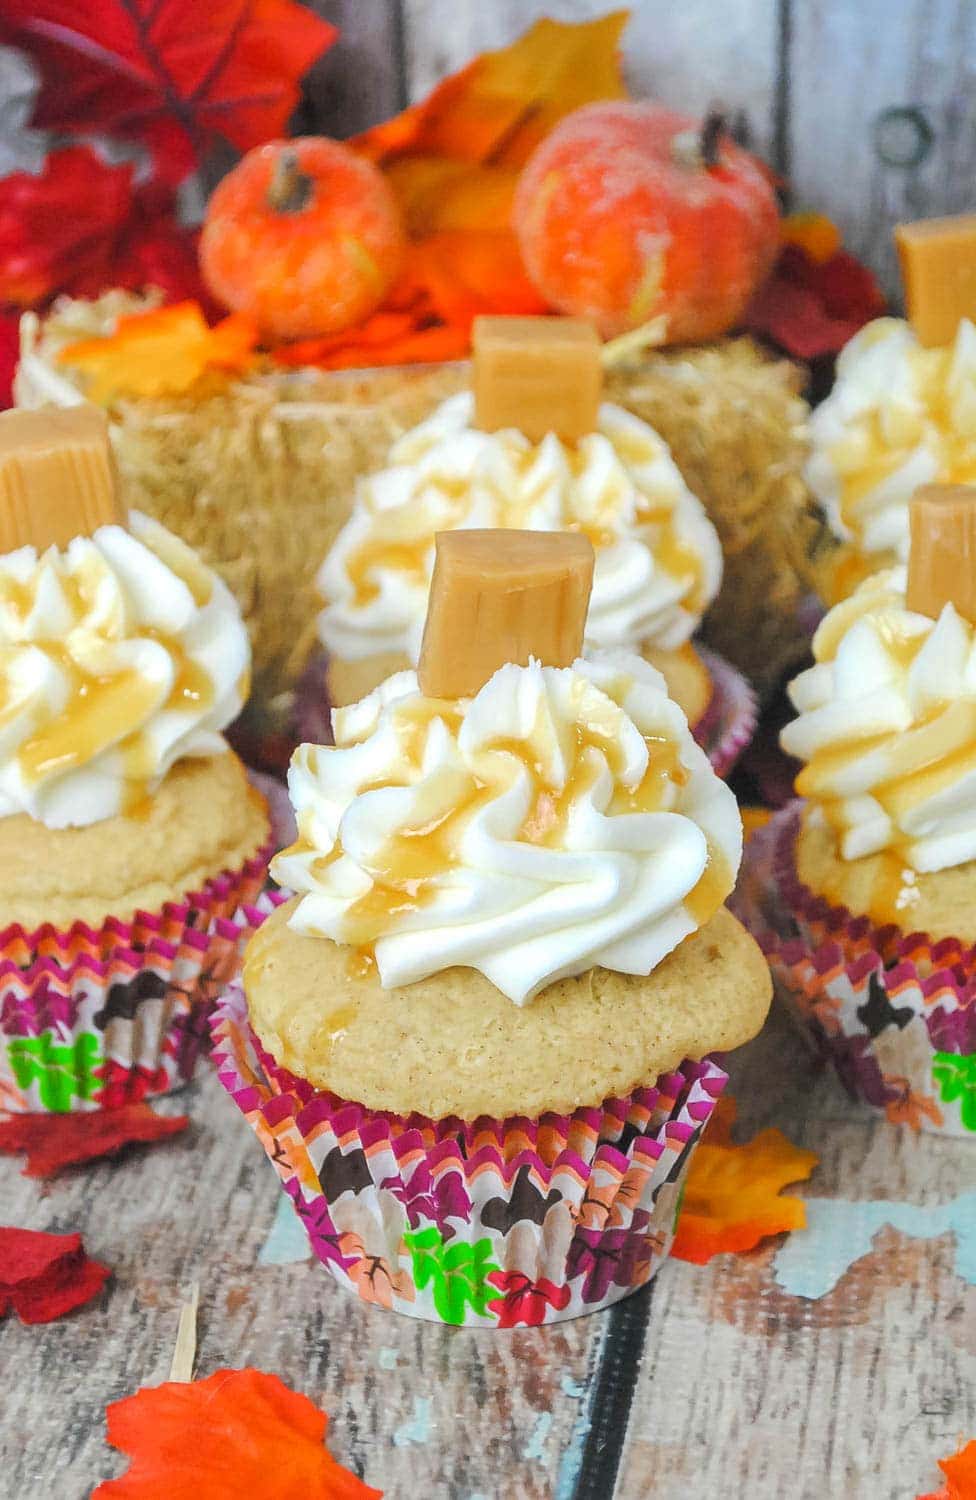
top-left (3, 1001), bottom-right (973, 1500)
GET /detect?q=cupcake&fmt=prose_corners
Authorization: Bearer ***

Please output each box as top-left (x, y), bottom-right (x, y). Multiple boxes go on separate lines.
top-left (316, 316), bottom-right (754, 775)
top-left (0, 405), bottom-right (271, 1113)
top-left (738, 484), bottom-right (976, 1135)
top-left (213, 528), bottom-right (771, 1323)
top-left (808, 216), bottom-right (976, 605)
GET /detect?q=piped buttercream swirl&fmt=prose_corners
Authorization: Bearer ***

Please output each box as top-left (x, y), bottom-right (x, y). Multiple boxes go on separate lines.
top-left (782, 565), bottom-right (976, 871)
top-left (317, 392), bottom-right (722, 665)
top-left (0, 510), bottom-right (251, 828)
top-left (272, 651), bottom-right (740, 1005)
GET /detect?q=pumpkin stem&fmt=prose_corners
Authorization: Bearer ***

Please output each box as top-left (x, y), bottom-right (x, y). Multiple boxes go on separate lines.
top-left (670, 108), bottom-right (727, 171)
top-left (267, 150), bottom-right (314, 214)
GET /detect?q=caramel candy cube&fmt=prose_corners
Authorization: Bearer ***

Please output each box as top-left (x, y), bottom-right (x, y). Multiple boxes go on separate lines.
top-left (418, 529), bottom-right (595, 699)
top-left (906, 482), bottom-right (976, 623)
top-left (0, 405), bottom-right (125, 554)
top-left (472, 315), bottom-right (602, 445)
top-left (895, 215), bottom-right (976, 347)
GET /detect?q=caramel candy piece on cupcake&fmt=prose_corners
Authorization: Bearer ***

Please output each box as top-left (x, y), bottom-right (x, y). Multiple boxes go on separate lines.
top-left (418, 528), bottom-right (595, 699)
top-left (895, 215), bottom-right (976, 348)
top-left (472, 315), bottom-right (602, 445)
top-left (907, 482), bottom-right (976, 623)
top-left (0, 405), bottom-right (125, 554)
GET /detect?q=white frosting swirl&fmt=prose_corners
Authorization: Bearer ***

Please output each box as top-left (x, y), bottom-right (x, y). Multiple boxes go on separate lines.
top-left (0, 510), bottom-right (251, 829)
top-left (273, 651), bottom-right (740, 1005)
top-left (807, 316), bottom-right (976, 564)
top-left (782, 566), bottom-right (976, 871)
top-left (317, 393), bottom-right (722, 664)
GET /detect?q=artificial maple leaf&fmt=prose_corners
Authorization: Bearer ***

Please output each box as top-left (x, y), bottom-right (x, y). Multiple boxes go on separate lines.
top-left (2, 0), bottom-right (337, 186)
top-left (0, 1227), bottom-right (110, 1324)
top-left (0, 144), bottom-right (133, 307)
top-left (0, 309), bottom-right (20, 410)
top-left (744, 242), bottom-right (886, 360)
top-left (92, 1368), bottom-right (382, 1499)
top-left (917, 1438), bottom-right (976, 1500)
top-left (671, 1097), bottom-right (818, 1264)
top-left (0, 1103), bottom-right (187, 1178)
top-left (58, 300), bottom-right (257, 401)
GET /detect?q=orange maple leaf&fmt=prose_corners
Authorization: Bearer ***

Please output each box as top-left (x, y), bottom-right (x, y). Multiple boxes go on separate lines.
top-left (92, 1367), bottom-right (381, 1499)
top-left (917, 1439), bottom-right (976, 1500)
top-left (671, 1097), bottom-right (819, 1264)
top-left (58, 302), bottom-right (257, 402)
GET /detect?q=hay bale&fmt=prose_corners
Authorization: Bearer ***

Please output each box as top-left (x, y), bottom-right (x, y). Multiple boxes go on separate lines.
top-left (19, 302), bottom-right (819, 735)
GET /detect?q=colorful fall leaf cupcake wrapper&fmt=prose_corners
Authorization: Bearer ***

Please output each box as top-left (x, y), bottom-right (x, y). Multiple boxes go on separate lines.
top-left (294, 645), bottom-right (755, 781)
top-left (211, 982), bottom-right (728, 1325)
top-left (694, 647), bottom-right (757, 781)
top-left (0, 845), bottom-right (276, 1114)
top-left (734, 805), bottom-right (976, 1137)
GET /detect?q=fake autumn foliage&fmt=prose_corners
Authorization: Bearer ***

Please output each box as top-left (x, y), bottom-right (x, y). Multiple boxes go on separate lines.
top-left (0, 1227), bottom-right (110, 1324)
top-left (60, 302), bottom-right (257, 402)
top-left (92, 1368), bottom-right (381, 1500)
top-left (917, 1440), bottom-right (976, 1500)
top-left (0, 0), bottom-right (337, 188)
top-left (0, 1103), bottom-right (187, 1178)
top-left (671, 1097), bottom-right (818, 1264)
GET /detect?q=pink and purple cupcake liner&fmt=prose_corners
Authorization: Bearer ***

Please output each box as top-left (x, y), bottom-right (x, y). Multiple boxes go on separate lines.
top-left (294, 645), bottom-right (756, 780)
top-left (0, 845), bottom-right (276, 1114)
top-left (211, 982), bottom-right (728, 1325)
top-left (734, 804), bottom-right (976, 1137)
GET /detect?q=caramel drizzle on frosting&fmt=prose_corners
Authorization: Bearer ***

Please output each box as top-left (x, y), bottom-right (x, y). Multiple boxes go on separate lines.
top-left (345, 423), bottom-right (705, 613)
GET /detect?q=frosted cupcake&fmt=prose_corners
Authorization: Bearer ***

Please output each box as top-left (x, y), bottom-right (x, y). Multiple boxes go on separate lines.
top-left (738, 485), bottom-right (976, 1135)
top-left (314, 318), bottom-right (753, 776)
top-left (0, 405), bottom-right (270, 1113)
top-left (214, 529), bottom-right (771, 1323)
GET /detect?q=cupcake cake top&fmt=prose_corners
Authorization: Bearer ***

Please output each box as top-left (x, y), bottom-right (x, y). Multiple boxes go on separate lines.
top-left (317, 316), bottom-right (721, 667)
top-left (806, 315), bottom-right (976, 572)
top-left (275, 528), bottom-right (739, 1005)
top-left (0, 405), bottom-right (251, 829)
top-left (782, 483), bottom-right (976, 873)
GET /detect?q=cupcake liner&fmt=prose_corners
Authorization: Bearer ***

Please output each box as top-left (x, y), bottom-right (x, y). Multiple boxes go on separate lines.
top-left (734, 806), bottom-right (976, 1137)
top-left (694, 647), bottom-right (757, 779)
top-left (0, 846), bottom-right (276, 1114)
top-left (212, 983), bottom-right (728, 1325)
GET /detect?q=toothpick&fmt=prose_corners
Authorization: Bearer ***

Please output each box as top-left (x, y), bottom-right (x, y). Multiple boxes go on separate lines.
top-left (601, 315), bottom-right (669, 367)
top-left (169, 1281), bottom-right (199, 1383)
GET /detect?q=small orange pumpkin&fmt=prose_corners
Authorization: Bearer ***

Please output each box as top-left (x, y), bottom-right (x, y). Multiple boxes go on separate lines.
top-left (514, 102), bottom-right (780, 343)
top-left (200, 137), bottom-right (404, 343)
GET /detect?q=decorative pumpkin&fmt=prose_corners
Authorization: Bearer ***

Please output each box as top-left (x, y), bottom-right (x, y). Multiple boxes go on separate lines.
top-left (514, 102), bottom-right (780, 343)
top-left (200, 137), bottom-right (404, 343)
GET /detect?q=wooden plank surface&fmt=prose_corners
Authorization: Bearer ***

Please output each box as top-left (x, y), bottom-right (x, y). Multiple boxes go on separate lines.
top-left (782, 0), bottom-right (976, 297)
top-left (3, 1002), bottom-right (973, 1499)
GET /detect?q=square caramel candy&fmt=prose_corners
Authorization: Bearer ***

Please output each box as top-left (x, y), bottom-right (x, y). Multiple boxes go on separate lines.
top-left (895, 215), bottom-right (976, 347)
top-left (906, 482), bottom-right (976, 623)
top-left (0, 405), bottom-right (125, 554)
top-left (418, 528), bottom-right (595, 700)
top-left (472, 315), bottom-right (602, 445)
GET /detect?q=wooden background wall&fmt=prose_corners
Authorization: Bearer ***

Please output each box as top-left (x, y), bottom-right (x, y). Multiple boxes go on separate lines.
top-left (304, 0), bottom-right (976, 300)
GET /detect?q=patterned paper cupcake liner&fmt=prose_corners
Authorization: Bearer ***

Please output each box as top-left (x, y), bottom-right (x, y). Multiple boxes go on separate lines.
top-left (0, 845), bottom-right (275, 1114)
top-left (734, 806), bottom-right (976, 1137)
top-left (293, 646), bottom-right (757, 784)
top-left (212, 983), bottom-right (728, 1326)
top-left (694, 647), bottom-right (757, 780)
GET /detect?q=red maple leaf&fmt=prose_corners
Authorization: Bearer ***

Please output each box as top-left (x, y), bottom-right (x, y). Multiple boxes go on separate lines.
top-left (1, 0), bottom-right (337, 185)
top-left (0, 1103), bottom-right (188, 1178)
top-left (0, 144), bottom-right (133, 307)
top-left (0, 1227), bottom-right (110, 1323)
top-left (92, 1368), bottom-right (383, 1499)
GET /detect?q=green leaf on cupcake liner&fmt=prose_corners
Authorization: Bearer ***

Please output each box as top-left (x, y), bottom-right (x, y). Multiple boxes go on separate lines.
top-left (932, 1052), bottom-right (976, 1132)
top-left (8, 1032), bottom-right (103, 1111)
top-left (403, 1226), bottom-right (500, 1324)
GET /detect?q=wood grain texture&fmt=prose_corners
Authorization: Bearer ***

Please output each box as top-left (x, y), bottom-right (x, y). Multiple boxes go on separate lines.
top-left (299, 0), bottom-right (406, 138)
top-left (400, 0), bottom-right (779, 158)
top-left (2, 1004), bottom-right (974, 1498)
top-left (789, 0), bottom-right (976, 298)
